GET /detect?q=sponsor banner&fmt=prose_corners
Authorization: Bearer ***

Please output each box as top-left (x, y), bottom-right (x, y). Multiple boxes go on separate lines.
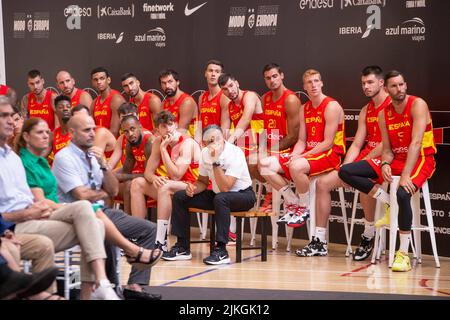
top-left (13, 11), bottom-right (50, 39)
top-left (406, 0), bottom-right (426, 8)
top-left (97, 4), bottom-right (134, 19)
top-left (64, 5), bottom-right (92, 30)
top-left (142, 2), bottom-right (175, 20)
top-left (227, 4), bottom-right (279, 36)
top-left (134, 27), bottom-right (166, 47)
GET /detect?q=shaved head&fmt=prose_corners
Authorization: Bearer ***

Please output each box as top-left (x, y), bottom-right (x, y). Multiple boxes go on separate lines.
top-left (68, 113), bottom-right (96, 150)
top-left (56, 70), bottom-right (76, 95)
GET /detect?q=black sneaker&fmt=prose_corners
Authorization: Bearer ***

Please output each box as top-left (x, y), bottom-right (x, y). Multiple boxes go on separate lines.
top-left (295, 236), bottom-right (328, 257)
top-left (162, 243), bottom-right (192, 261)
top-left (203, 246), bottom-right (230, 265)
top-left (353, 235), bottom-right (374, 261)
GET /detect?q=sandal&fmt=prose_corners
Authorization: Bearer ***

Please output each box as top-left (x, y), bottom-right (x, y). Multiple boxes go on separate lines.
top-left (126, 247), bottom-right (162, 270)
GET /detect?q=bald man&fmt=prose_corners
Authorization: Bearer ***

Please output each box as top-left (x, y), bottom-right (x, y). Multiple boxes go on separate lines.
top-left (52, 112), bottom-right (162, 300)
top-left (56, 70), bottom-right (93, 110)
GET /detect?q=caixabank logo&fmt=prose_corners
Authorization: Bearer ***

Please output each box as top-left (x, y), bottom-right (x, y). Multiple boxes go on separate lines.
top-left (227, 5), bottom-right (279, 36)
top-left (340, 0), bottom-right (386, 10)
top-left (13, 12), bottom-right (50, 39)
top-left (97, 4), bottom-right (135, 19)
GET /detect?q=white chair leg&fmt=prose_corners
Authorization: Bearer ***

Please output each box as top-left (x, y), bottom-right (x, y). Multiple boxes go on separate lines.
top-left (348, 190), bottom-right (360, 256)
top-left (389, 177), bottom-right (400, 268)
top-left (64, 250), bottom-right (70, 300)
top-left (411, 191), bottom-right (422, 263)
top-left (271, 189), bottom-right (282, 250)
top-left (421, 181), bottom-right (440, 268)
top-left (201, 213), bottom-right (209, 240)
top-left (250, 217), bottom-right (257, 246)
top-left (338, 187), bottom-right (352, 257)
top-left (285, 225), bottom-right (293, 252)
top-left (307, 179), bottom-right (317, 241)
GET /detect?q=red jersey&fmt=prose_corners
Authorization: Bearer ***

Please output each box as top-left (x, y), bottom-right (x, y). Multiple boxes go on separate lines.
top-left (70, 88), bottom-right (86, 108)
top-left (199, 90), bottom-right (222, 128)
top-left (163, 93), bottom-right (196, 136)
top-left (28, 90), bottom-right (55, 131)
top-left (128, 132), bottom-right (152, 174)
top-left (47, 127), bottom-right (71, 166)
top-left (304, 96), bottom-right (345, 156)
top-left (262, 89), bottom-right (295, 153)
top-left (130, 92), bottom-right (154, 131)
top-left (363, 96), bottom-right (391, 151)
top-left (93, 89), bottom-right (120, 129)
top-left (167, 135), bottom-right (199, 183)
top-left (0, 85), bottom-right (8, 95)
top-left (384, 95), bottom-right (436, 161)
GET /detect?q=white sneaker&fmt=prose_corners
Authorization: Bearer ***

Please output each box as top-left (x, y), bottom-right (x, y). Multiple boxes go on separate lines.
top-left (92, 281), bottom-right (121, 300)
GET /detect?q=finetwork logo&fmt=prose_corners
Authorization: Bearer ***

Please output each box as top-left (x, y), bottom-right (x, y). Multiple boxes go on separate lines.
top-left (97, 4), bottom-right (135, 19)
top-left (134, 27), bottom-right (166, 47)
top-left (341, 0), bottom-right (386, 9)
top-left (142, 2), bottom-right (174, 20)
top-left (227, 5), bottom-right (278, 36)
top-left (97, 32), bottom-right (125, 44)
top-left (298, 0), bottom-right (334, 10)
top-left (385, 17), bottom-right (426, 42)
top-left (64, 5), bottom-right (92, 30)
top-left (406, 0), bottom-right (426, 8)
top-left (339, 4), bottom-right (380, 38)
top-left (13, 12), bottom-right (50, 38)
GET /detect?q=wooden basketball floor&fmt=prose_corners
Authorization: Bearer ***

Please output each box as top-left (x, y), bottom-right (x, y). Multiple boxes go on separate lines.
top-left (120, 227), bottom-right (450, 298)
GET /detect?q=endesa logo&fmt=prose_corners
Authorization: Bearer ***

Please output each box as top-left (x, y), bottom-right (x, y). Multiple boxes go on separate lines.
top-left (299, 0), bottom-right (334, 10)
top-left (65, 5), bottom-right (92, 30)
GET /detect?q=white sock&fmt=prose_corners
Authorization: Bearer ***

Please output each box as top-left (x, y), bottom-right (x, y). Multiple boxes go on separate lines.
top-left (363, 221), bottom-right (375, 239)
top-left (280, 185), bottom-right (298, 205)
top-left (315, 227), bottom-right (327, 243)
top-left (399, 233), bottom-right (411, 253)
top-left (372, 188), bottom-right (390, 205)
top-left (229, 216), bottom-right (236, 233)
top-left (156, 219), bottom-right (169, 244)
top-left (298, 191), bottom-right (310, 207)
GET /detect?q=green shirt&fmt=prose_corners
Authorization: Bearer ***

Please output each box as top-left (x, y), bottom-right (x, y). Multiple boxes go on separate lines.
top-left (19, 147), bottom-right (59, 203)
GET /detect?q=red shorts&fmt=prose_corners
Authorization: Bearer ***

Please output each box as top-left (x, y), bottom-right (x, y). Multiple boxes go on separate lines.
top-left (367, 155), bottom-right (436, 189)
top-left (278, 150), bottom-right (342, 181)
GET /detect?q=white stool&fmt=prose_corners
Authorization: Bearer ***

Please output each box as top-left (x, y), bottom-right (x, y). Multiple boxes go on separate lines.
top-left (306, 178), bottom-right (351, 255)
top-left (373, 177), bottom-right (440, 268)
top-left (55, 246), bottom-right (81, 300)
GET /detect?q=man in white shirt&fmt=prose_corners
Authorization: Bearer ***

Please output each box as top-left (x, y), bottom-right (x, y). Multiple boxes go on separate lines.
top-left (163, 125), bottom-right (256, 265)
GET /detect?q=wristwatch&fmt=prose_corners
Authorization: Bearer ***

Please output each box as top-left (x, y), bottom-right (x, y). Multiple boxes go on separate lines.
top-left (212, 161), bottom-right (221, 168)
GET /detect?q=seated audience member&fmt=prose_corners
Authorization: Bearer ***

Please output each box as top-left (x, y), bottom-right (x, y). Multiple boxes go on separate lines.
top-left (130, 111), bottom-right (201, 251)
top-left (6, 106), bottom-right (24, 148)
top-left (0, 97), bottom-right (119, 300)
top-left (52, 113), bottom-right (162, 300)
top-left (164, 125), bottom-right (255, 265)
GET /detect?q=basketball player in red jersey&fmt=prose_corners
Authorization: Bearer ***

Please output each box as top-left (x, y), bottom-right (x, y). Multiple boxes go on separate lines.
top-left (91, 67), bottom-right (126, 137)
top-left (130, 111), bottom-right (201, 251)
top-left (257, 63), bottom-right (301, 212)
top-left (114, 115), bottom-right (153, 214)
top-left (159, 69), bottom-right (198, 137)
top-left (261, 69), bottom-right (345, 231)
top-left (339, 70), bottom-right (437, 272)
top-left (218, 73), bottom-right (263, 177)
top-left (0, 83), bottom-right (18, 106)
top-left (197, 60), bottom-right (229, 140)
top-left (56, 70), bottom-right (93, 110)
top-left (48, 95), bottom-right (73, 165)
top-left (20, 70), bottom-right (58, 131)
top-left (298, 66), bottom-right (390, 258)
top-left (121, 73), bottom-right (162, 132)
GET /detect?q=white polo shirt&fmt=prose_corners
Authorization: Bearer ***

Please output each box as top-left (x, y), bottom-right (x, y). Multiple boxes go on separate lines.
top-left (199, 141), bottom-right (252, 194)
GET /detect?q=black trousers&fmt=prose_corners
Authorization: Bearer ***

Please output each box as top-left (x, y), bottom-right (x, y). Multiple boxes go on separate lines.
top-left (171, 187), bottom-right (256, 247)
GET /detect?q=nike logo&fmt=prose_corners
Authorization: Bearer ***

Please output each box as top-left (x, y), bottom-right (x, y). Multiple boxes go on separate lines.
top-left (218, 255), bottom-right (228, 260)
top-left (184, 2), bottom-right (207, 16)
